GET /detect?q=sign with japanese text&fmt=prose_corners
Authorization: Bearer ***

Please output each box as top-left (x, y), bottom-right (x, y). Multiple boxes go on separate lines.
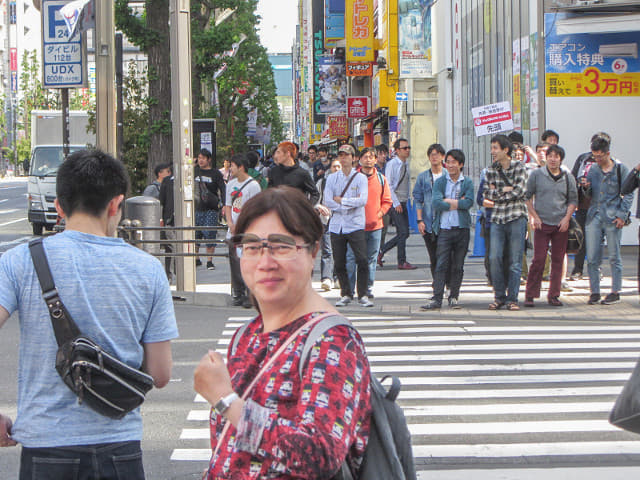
top-left (41, 0), bottom-right (87, 89)
top-left (347, 96), bottom-right (370, 118)
top-left (545, 13), bottom-right (640, 97)
top-left (312, 0), bottom-right (326, 124)
top-left (10, 48), bottom-right (17, 71)
top-left (471, 101), bottom-right (514, 137)
top-left (324, 0), bottom-right (345, 48)
top-left (398, 0), bottom-right (433, 78)
top-left (328, 115), bottom-right (349, 137)
top-left (346, 0), bottom-right (374, 62)
top-left (346, 61), bottom-right (373, 77)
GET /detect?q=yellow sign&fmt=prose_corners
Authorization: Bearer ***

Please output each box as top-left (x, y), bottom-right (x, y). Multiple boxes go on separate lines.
top-left (546, 68), bottom-right (640, 97)
top-left (513, 74), bottom-right (521, 113)
top-left (346, 0), bottom-right (374, 62)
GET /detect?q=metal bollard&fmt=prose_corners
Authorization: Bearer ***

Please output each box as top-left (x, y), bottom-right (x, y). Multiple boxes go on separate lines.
top-left (124, 196), bottom-right (161, 254)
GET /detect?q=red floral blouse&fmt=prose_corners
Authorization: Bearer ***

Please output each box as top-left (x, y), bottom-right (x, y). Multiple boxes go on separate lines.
top-left (207, 312), bottom-right (372, 479)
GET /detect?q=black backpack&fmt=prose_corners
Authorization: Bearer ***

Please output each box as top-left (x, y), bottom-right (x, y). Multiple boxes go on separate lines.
top-left (231, 315), bottom-right (417, 480)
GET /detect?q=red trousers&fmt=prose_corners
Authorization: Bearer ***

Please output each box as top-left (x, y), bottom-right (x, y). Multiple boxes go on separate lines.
top-left (525, 223), bottom-right (568, 299)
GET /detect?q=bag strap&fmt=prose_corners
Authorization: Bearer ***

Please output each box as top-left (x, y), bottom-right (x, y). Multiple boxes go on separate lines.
top-left (230, 178), bottom-right (257, 200)
top-left (298, 315), bottom-right (351, 379)
top-left (28, 238), bottom-right (81, 345)
top-left (211, 312), bottom-right (337, 462)
top-left (497, 164), bottom-right (513, 187)
top-left (340, 171), bottom-right (358, 198)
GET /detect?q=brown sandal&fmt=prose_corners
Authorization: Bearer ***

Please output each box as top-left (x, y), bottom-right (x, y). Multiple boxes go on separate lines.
top-left (488, 301), bottom-right (505, 310)
top-left (506, 302), bottom-right (520, 311)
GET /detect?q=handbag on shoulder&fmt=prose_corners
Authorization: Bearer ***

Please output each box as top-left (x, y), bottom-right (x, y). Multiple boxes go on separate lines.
top-left (610, 356), bottom-right (640, 434)
top-left (29, 238), bottom-right (155, 420)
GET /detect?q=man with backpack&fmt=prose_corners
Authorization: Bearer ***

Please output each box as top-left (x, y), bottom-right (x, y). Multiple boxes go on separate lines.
top-left (582, 135), bottom-right (633, 305)
top-left (143, 163), bottom-right (172, 199)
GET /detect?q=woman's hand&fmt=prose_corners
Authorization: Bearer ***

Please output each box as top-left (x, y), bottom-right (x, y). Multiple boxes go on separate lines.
top-left (194, 351), bottom-right (234, 405)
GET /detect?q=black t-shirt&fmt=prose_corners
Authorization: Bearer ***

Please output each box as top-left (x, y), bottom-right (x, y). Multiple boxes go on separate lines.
top-left (194, 166), bottom-right (226, 211)
top-left (267, 163), bottom-right (320, 205)
top-left (159, 175), bottom-right (174, 225)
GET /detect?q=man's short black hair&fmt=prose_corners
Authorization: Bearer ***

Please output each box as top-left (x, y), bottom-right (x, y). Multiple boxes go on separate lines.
top-left (591, 135), bottom-right (611, 153)
top-left (199, 148), bottom-right (212, 159)
top-left (307, 145), bottom-right (318, 153)
top-left (393, 138), bottom-right (409, 150)
top-left (56, 149), bottom-right (129, 217)
top-left (375, 144), bottom-right (388, 155)
top-left (245, 150), bottom-right (259, 169)
top-left (491, 134), bottom-right (513, 155)
top-left (546, 144), bottom-right (565, 161)
top-left (230, 153), bottom-right (249, 172)
top-left (541, 129), bottom-right (559, 142)
top-left (591, 131), bottom-right (611, 145)
top-left (427, 143), bottom-right (445, 156)
top-left (318, 146), bottom-right (328, 155)
top-left (508, 131), bottom-right (524, 143)
top-left (446, 149), bottom-right (465, 166)
top-left (154, 163), bottom-right (171, 178)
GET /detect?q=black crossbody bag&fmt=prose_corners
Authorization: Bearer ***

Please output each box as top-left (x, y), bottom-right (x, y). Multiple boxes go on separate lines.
top-left (29, 238), bottom-right (155, 420)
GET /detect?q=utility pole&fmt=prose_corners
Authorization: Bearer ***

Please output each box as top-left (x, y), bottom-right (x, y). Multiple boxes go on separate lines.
top-left (95, 0), bottom-right (116, 155)
top-left (170, 0), bottom-right (196, 292)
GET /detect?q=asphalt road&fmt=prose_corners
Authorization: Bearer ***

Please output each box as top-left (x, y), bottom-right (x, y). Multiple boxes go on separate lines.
top-left (0, 178), bottom-right (33, 256)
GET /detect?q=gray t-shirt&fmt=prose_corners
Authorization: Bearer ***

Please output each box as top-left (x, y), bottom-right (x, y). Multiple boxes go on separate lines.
top-left (0, 230), bottom-right (179, 447)
top-left (525, 167), bottom-right (578, 225)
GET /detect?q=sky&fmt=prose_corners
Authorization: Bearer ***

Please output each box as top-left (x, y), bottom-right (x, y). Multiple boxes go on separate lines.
top-left (256, 0), bottom-right (298, 54)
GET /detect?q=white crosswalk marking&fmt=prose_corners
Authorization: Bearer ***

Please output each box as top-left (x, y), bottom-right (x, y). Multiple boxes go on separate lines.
top-left (170, 314), bottom-right (640, 477)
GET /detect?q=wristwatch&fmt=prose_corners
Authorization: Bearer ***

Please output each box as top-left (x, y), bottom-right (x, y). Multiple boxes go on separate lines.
top-left (214, 392), bottom-right (239, 415)
top-left (417, 219), bottom-right (424, 223)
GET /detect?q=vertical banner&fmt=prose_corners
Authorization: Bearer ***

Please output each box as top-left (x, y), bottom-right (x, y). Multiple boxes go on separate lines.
top-left (325, 0), bottom-right (345, 48)
top-left (512, 38), bottom-right (521, 130)
top-left (346, 0), bottom-right (374, 62)
top-left (530, 32), bottom-right (539, 132)
top-left (312, 0), bottom-right (326, 124)
top-left (521, 36), bottom-right (530, 131)
top-left (398, 0), bottom-right (434, 78)
top-left (317, 56), bottom-right (347, 115)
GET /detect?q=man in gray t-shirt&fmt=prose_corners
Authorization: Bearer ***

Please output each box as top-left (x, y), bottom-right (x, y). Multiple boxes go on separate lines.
top-left (0, 150), bottom-right (178, 480)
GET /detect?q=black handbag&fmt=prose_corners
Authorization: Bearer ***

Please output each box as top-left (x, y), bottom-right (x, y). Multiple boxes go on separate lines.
top-left (29, 238), bottom-right (155, 420)
top-left (566, 217), bottom-right (583, 255)
top-left (198, 176), bottom-right (220, 210)
top-left (610, 356), bottom-right (640, 434)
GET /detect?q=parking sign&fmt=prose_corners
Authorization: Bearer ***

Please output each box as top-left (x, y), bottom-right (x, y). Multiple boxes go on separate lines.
top-left (41, 0), bottom-right (87, 89)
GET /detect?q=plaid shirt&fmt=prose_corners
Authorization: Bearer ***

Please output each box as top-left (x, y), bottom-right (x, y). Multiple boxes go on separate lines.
top-left (482, 160), bottom-right (528, 225)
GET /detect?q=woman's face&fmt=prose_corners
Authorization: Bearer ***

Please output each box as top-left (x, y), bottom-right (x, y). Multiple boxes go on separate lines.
top-left (223, 159), bottom-right (230, 169)
top-left (239, 211), bottom-right (316, 309)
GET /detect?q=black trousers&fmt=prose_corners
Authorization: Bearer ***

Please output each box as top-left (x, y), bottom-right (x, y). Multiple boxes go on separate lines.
top-left (571, 209), bottom-right (588, 275)
top-left (228, 244), bottom-right (246, 297)
top-left (422, 232), bottom-right (452, 290)
top-left (331, 230), bottom-right (369, 299)
top-left (432, 228), bottom-right (470, 303)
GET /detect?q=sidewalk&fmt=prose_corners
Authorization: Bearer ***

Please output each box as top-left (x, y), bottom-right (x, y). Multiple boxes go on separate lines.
top-left (184, 229), bottom-right (639, 322)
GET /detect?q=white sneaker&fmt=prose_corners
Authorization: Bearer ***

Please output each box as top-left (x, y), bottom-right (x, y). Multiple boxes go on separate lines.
top-left (358, 296), bottom-right (374, 307)
top-left (321, 279), bottom-right (332, 291)
top-left (335, 296), bottom-right (352, 307)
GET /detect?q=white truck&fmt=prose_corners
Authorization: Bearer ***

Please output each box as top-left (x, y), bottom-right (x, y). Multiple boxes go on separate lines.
top-left (27, 110), bottom-right (95, 235)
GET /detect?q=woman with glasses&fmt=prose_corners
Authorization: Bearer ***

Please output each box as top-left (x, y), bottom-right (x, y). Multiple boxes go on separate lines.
top-left (193, 186), bottom-right (372, 479)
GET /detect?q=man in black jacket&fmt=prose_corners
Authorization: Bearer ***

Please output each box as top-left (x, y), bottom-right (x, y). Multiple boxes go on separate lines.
top-left (267, 141), bottom-right (320, 204)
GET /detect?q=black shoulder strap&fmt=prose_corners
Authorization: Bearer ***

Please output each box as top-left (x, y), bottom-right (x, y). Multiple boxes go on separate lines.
top-left (497, 164), bottom-right (513, 187)
top-left (28, 238), bottom-right (81, 345)
top-left (340, 171), bottom-right (358, 197)
top-left (617, 162), bottom-right (622, 192)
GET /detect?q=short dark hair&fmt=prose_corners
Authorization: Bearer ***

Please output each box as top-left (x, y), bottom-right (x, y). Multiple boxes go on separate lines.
top-left (536, 142), bottom-right (551, 151)
top-left (541, 129), bottom-right (559, 142)
top-left (375, 144), bottom-right (388, 155)
top-left (234, 186), bottom-right (323, 247)
top-left (318, 146), bottom-right (328, 155)
top-left (591, 135), bottom-right (610, 153)
top-left (56, 149), bottom-right (129, 217)
top-left (393, 138), bottom-right (409, 150)
top-left (427, 143), bottom-right (445, 156)
top-left (230, 153), bottom-right (248, 172)
top-left (491, 134), bottom-right (513, 155)
top-left (154, 163), bottom-right (171, 178)
top-left (199, 148), bottom-right (212, 159)
top-left (508, 131), bottom-right (524, 143)
top-left (591, 131), bottom-right (611, 145)
top-left (546, 144), bottom-right (565, 161)
top-left (445, 149), bottom-right (465, 166)
top-left (245, 150), bottom-right (260, 169)
top-left (360, 147), bottom-right (376, 158)
top-left (307, 145), bottom-right (318, 153)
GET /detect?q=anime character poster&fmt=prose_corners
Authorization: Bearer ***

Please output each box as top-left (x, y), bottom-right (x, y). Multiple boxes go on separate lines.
top-left (398, 0), bottom-right (434, 78)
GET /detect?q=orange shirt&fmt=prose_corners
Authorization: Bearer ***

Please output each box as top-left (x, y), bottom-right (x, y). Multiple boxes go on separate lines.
top-left (362, 170), bottom-right (393, 231)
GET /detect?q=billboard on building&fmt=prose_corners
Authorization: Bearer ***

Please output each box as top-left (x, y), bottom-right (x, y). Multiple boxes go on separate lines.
top-left (317, 56), bottom-right (347, 115)
top-left (545, 13), bottom-right (640, 97)
top-left (312, 0), bottom-right (326, 124)
top-left (324, 0), bottom-right (345, 48)
top-left (398, 0), bottom-right (433, 78)
top-left (346, 0), bottom-right (374, 62)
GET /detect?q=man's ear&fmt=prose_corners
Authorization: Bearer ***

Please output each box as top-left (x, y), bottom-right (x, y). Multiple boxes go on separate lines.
top-left (107, 194), bottom-right (125, 217)
top-left (54, 198), bottom-right (66, 218)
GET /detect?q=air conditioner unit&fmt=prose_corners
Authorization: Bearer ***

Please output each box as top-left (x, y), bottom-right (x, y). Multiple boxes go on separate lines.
top-left (556, 13), bottom-right (640, 34)
top-left (599, 42), bottom-right (638, 57)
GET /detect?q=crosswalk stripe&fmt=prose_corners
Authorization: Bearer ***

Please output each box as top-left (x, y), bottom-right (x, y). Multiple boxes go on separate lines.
top-left (417, 467), bottom-right (640, 480)
top-left (362, 341), bottom-right (640, 352)
top-left (397, 386), bottom-right (623, 400)
top-left (371, 361), bottom-right (636, 372)
top-left (367, 351), bottom-right (640, 362)
top-left (409, 419), bottom-right (619, 435)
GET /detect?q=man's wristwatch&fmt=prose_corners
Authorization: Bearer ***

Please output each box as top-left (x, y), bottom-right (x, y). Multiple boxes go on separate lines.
top-left (417, 219), bottom-right (424, 223)
top-left (214, 392), bottom-right (239, 415)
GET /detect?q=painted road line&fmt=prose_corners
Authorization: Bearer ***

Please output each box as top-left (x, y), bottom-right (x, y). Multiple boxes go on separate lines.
top-left (0, 217), bottom-right (27, 227)
top-left (408, 419), bottom-right (620, 435)
top-left (402, 402), bottom-right (615, 417)
top-left (371, 361), bottom-right (636, 373)
top-left (367, 351), bottom-right (640, 362)
top-left (417, 467), bottom-right (640, 480)
top-left (398, 386), bottom-right (623, 400)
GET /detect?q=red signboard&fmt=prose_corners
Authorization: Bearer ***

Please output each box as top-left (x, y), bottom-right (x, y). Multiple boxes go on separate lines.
top-left (327, 115), bottom-right (349, 137)
top-left (347, 97), bottom-right (371, 119)
top-left (10, 48), bottom-right (17, 71)
top-left (347, 62), bottom-right (373, 77)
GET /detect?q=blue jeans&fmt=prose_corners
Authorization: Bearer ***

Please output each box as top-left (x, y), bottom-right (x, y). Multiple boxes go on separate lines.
top-left (20, 441), bottom-right (144, 480)
top-left (586, 213), bottom-right (623, 293)
top-left (490, 216), bottom-right (527, 304)
top-left (320, 224), bottom-right (334, 281)
top-left (347, 228), bottom-right (383, 293)
top-left (381, 203), bottom-right (410, 264)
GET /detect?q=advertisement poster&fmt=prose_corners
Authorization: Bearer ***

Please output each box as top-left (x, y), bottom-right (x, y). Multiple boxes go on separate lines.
top-left (328, 115), bottom-right (348, 137)
top-left (398, 0), bottom-right (434, 78)
top-left (312, 0), bottom-right (326, 123)
top-left (545, 13), bottom-right (640, 97)
top-left (530, 32), bottom-right (539, 132)
top-left (346, 0), bottom-right (374, 62)
top-left (512, 38), bottom-right (521, 130)
top-left (324, 0), bottom-right (345, 48)
top-left (317, 56), bottom-right (347, 115)
top-left (521, 36), bottom-right (530, 131)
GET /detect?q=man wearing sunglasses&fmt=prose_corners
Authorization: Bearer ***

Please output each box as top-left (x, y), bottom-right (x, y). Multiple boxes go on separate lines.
top-left (379, 138), bottom-right (417, 270)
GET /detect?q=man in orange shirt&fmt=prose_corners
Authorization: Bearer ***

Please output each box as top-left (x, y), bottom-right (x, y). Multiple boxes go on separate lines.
top-left (347, 147), bottom-right (393, 298)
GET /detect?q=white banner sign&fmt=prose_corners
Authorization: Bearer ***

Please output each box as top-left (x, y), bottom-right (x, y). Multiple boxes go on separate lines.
top-left (471, 101), bottom-right (514, 137)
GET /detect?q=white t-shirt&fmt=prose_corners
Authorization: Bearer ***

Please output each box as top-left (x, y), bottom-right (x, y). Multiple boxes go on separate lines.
top-left (225, 177), bottom-right (262, 238)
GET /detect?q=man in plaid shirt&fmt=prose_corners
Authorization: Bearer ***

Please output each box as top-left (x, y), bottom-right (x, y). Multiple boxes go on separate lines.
top-left (483, 134), bottom-right (528, 310)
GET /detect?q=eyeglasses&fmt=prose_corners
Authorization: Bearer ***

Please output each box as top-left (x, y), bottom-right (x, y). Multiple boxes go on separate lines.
top-left (231, 233), bottom-right (312, 260)
top-left (592, 152), bottom-right (608, 161)
top-left (398, 146), bottom-right (411, 150)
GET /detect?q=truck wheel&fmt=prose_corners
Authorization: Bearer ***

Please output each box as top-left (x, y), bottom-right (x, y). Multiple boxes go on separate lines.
top-left (32, 223), bottom-right (44, 236)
